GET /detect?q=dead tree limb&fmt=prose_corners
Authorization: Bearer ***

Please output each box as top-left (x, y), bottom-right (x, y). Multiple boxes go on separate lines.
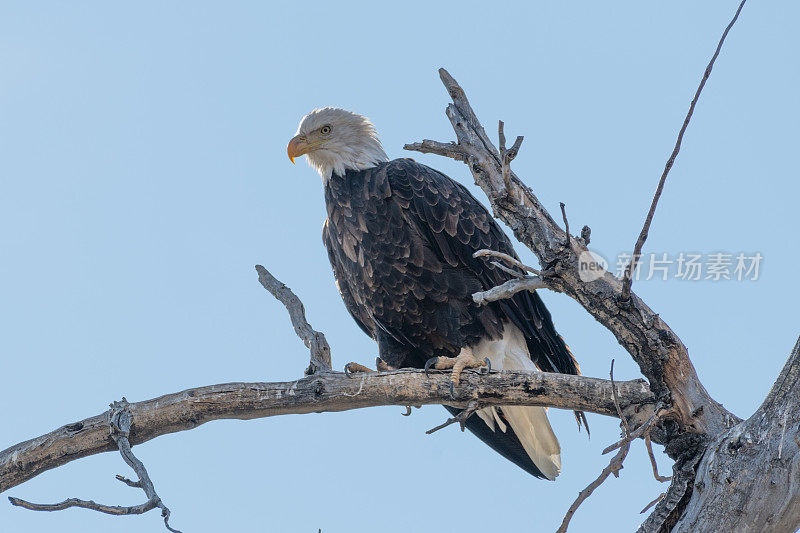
top-left (256, 264), bottom-right (332, 374)
top-left (557, 360), bottom-right (636, 533)
top-left (405, 69), bottom-right (738, 439)
top-left (9, 399), bottom-right (181, 532)
top-left (1, 370), bottom-right (655, 494)
top-left (558, 441), bottom-right (632, 533)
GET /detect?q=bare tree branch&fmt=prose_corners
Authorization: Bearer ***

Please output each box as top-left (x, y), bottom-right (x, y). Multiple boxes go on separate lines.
top-left (645, 431), bottom-right (672, 483)
top-left (473, 248), bottom-right (541, 275)
top-left (620, 0), bottom-right (748, 301)
top-left (611, 359), bottom-right (630, 436)
top-left (256, 265), bottom-right (332, 374)
top-left (1, 370), bottom-right (655, 494)
top-left (557, 359), bottom-right (638, 532)
top-left (490, 260), bottom-right (526, 279)
top-left (403, 139), bottom-right (466, 161)
top-left (602, 411), bottom-right (661, 456)
top-left (560, 202), bottom-right (571, 247)
top-left (498, 120), bottom-right (523, 194)
top-left (425, 400), bottom-right (481, 434)
top-left (472, 276), bottom-right (550, 306)
top-left (8, 496), bottom-right (159, 516)
top-left (641, 493), bottom-right (666, 514)
top-left (557, 441), bottom-right (632, 533)
top-left (9, 399), bottom-right (181, 532)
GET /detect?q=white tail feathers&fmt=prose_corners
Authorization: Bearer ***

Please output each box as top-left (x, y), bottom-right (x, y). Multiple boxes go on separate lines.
top-left (472, 322), bottom-right (562, 480)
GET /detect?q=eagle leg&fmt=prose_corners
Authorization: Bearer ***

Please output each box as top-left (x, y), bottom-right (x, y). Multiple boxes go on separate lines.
top-left (424, 349), bottom-right (489, 398)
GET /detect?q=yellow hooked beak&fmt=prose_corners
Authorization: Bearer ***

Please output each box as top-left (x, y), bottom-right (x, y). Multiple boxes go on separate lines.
top-left (287, 135), bottom-right (311, 164)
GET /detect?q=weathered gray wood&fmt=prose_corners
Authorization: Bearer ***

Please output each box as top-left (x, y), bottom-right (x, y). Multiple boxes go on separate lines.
top-left (256, 265), bottom-right (332, 373)
top-left (9, 399), bottom-right (182, 532)
top-left (406, 68), bottom-right (738, 439)
top-left (661, 336), bottom-right (800, 533)
top-left (0, 370), bottom-right (654, 494)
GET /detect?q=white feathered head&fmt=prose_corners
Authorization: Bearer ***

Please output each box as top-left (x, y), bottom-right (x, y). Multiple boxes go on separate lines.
top-left (287, 107), bottom-right (389, 179)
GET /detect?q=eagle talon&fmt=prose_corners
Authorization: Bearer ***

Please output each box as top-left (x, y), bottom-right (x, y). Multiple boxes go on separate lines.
top-left (424, 357), bottom-right (439, 378)
top-left (449, 380), bottom-right (456, 399)
top-left (344, 363), bottom-right (353, 378)
top-left (480, 357), bottom-right (492, 374)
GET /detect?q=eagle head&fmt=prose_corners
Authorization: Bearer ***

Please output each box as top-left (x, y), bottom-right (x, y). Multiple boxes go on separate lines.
top-left (288, 107), bottom-right (388, 180)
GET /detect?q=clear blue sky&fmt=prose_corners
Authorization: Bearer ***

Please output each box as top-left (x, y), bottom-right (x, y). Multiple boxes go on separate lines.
top-left (2, 2), bottom-right (798, 532)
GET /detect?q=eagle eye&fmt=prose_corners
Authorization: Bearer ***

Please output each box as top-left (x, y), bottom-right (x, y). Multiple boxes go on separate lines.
top-left (320, 125), bottom-right (332, 135)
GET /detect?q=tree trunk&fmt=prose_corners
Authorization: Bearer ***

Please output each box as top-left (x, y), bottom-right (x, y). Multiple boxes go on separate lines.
top-left (666, 337), bottom-right (800, 532)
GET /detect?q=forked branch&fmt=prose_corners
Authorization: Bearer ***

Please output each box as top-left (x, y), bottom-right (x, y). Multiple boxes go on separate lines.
top-left (9, 399), bottom-right (181, 532)
top-left (405, 68), bottom-right (738, 438)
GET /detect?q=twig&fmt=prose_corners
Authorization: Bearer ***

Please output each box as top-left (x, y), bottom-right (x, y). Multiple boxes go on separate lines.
top-left (426, 401), bottom-right (480, 434)
top-left (256, 265), bottom-right (332, 374)
top-left (115, 475), bottom-right (142, 488)
top-left (507, 136), bottom-right (524, 164)
top-left (601, 408), bottom-right (662, 455)
top-left (557, 356), bottom-right (654, 532)
top-left (640, 492), bottom-right (666, 514)
top-left (10, 399), bottom-right (181, 533)
top-left (610, 359), bottom-right (630, 436)
top-left (473, 249), bottom-right (540, 275)
top-left (557, 441), bottom-right (631, 533)
top-left (497, 121), bottom-right (523, 194)
top-left (498, 121), bottom-right (511, 192)
top-left (491, 261), bottom-right (525, 279)
top-left (472, 276), bottom-right (551, 306)
top-left (560, 202), bottom-right (570, 248)
top-left (403, 139), bottom-right (467, 161)
top-left (645, 431), bottom-right (672, 482)
top-left (620, 0), bottom-right (748, 301)
top-left (8, 496), bottom-right (159, 515)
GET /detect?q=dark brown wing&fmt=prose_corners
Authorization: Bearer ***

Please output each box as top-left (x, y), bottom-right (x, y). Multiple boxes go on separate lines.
top-left (323, 219), bottom-right (374, 339)
top-left (390, 158), bottom-right (581, 376)
top-left (322, 159), bottom-right (586, 477)
top-left (323, 158), bottom-right (581, 375)
top-left (392, 159), bottom-right (588, 433)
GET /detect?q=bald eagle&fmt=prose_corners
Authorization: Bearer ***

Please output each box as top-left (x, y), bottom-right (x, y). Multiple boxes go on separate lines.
top-left (288, 107), bottom-right (585, 480)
